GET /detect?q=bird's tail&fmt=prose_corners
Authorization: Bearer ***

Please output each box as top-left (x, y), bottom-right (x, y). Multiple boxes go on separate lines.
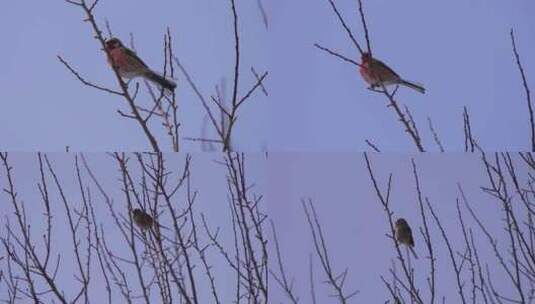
top-left (144, 70), bottom-right (177, 92)
top-left (399, 79), bottom-right (425, 94)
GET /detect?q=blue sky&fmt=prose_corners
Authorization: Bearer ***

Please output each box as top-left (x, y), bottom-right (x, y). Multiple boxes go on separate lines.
top-left (268, 153), bottom-right (525, 301)
top-left (0, 152), bottom-right (267, 303)
top-left (1, 0), bottom-right (535, 302)
top-left (0, 1), bottom-right (267, 151)
top-left (267, 0), bottom-right (535, 151)
top-left (3, 1), bottom-right (535, 151)
top-left (0, 152), bottom-right (530, 302)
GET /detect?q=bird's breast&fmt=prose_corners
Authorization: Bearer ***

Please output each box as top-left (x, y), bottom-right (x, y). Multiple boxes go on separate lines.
top-left (359, 66), bottom-right (375, 85)
top-left (108, 48), bottom-right (143, 78)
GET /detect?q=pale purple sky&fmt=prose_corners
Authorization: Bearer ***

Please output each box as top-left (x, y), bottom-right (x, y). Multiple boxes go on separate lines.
top-left (267, 0), bottom-right (535, 151)
top-left (268, 153), bottom-right (524, 302)
top-left (0, 1), bottom-right (267, 151)
top-left (2, 1), bottom-right (535, 151)
top-left (1, 0), bottom-right (534, 302)
top-left (0, 152), bottom-right (530, 302)
top-left (0, 153), bottom-right (266, 303)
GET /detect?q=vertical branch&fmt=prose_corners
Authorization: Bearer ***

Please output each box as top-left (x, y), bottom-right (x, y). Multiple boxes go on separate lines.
top-left (411, 159), bottom-right (436, 303)
top-left (188, 176), bottom-right (221, 304)
top-left (0, 153), bottom-right (68, 304)
top-left (201, 153), bottom-right (268, 302)
top-left (302, 198), bottom-right (359, 303)
top-left (126, 153), bottom-right (195, 304)
top-left (224, 153), bottom-right (269, 300)
top-left (460, 152), bottom-right (529, 304)
top-left (425, 197), bottom-right (467, 304)
top-left (270, 220), bottom-right (299, 303)
top-left (256, 0), bottom-right (268, 29)
top-left (158, 29), bottom-right (181, 151)
top-left (381, 89), bottom-right (425, 152)
top-left (468, 230), bottom-right (492, 303)
top-left (511, 29), bottom-right (535, 151)
top-left (60, 0), bottom-right (160, 151)
top-left (229, 0), bottom-right (240, 111)
top-left (309, 254), bottom-right (318, 304)
top-left (356, 0), bottom-right (372, 55)
top-left (463, 107), bottom-right (475, 152)
top-left (223, 0), bottom-right (243, 151)
top-left (325, 0), bottom-right (364, 54)
top-left (1, 152), bottom-right (271, 302)
top-left (364, 153), bottom-right (424, 303)
top-left (427, 117), bottom-right (445, 152)
top-left (44, 155), bottom-right (93, 303)
top-left (316, 0), bottom-right (428, 152)
top-left (113, 153), bottom-right (154, 304)
top-left (174, 1), bottom-right (267, 151)
top-left (456, 200), bottom-right (478, 304)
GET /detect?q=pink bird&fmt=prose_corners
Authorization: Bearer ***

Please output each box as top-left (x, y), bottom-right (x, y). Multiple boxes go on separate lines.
top-left (105, 38), bottom-right (176, 91)
top-left (360, 53), bottom-right (425, 94)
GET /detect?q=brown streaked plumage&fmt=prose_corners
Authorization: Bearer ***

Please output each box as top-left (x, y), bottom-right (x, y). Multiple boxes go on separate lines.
top-left (395, 218), bottom-right (418, 259)
top-left (132, 208), bottom-right (154, 230)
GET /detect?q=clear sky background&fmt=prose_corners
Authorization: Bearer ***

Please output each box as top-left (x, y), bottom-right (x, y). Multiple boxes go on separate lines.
top-left (0, 153), bottom-right (266, 303)
top-left (1, 152), bottom-right (530, 302)
top-left (268, 153), bottom-right (525, 302)
top-left (267, 0), bottom-right (535, 151)
top-left (3, 1), bottom-right (535, 152)
top-left (2, 0), bottom-right (534, 301)
top-left (0, 1), bottom-right (267, 151)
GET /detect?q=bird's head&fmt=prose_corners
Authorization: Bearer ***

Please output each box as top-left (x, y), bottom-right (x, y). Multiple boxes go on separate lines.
top-left (361, 52), bottom-right (372, 63)
top-left (132, 208), bottom-right (144, 217)
top-left (105, 38), bottom-right (123, 51)
top-left (395, 218), bottom-right (408, 228)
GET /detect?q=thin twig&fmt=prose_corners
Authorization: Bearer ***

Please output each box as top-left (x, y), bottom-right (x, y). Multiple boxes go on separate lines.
top-left (511, 29), bottom-right (534, 151)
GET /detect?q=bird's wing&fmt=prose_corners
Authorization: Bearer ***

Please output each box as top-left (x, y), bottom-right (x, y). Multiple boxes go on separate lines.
top-left (373, 58), bottom-right (401, 79)
top-left (123, 47), bottom-right (149, 69)
top-left (407, 227), bottom-right (415, 246)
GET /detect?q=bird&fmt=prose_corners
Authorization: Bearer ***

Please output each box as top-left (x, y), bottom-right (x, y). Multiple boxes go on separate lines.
top-left (359, 52), bottom-right (425, 94)
top-left (395, 218), bottom-right (418, 259)
top-left (132, 208), bottom-right (154, 230)
top-left (105, 38), bottom-right (177, 92)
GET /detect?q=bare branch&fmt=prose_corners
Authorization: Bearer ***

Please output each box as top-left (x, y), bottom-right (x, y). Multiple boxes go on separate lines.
top-left (511, 29), bottom-right (534, 151)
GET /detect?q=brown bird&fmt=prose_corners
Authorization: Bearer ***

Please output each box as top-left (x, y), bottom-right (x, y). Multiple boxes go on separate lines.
top-left (360, 53), bottom-right (425, 94)
top-left (132, 208), bottom-right (154, 230)
top-left (395, 218), bottom-right (418, 259)
top-left (105, 38), bottom-right (177, 92)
